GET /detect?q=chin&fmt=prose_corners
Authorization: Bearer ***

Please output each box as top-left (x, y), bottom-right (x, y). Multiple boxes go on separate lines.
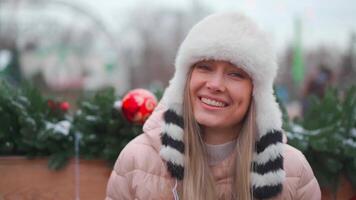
top-left (195, 117), bottom-right (223, 128)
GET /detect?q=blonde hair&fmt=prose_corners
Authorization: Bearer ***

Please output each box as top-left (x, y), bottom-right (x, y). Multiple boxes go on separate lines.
top-left (181, 68), bottom-right (256, 200)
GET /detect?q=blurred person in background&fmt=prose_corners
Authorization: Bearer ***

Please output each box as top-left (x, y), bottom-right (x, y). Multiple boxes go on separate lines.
top-left (302, 64), bottom-right (335, 115)
top-left (106, 12), bottom-right (320, 200)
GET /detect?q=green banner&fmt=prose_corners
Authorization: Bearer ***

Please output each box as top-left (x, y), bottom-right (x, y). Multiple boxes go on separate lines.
top-left (292, 17), bottom-right (304, 85)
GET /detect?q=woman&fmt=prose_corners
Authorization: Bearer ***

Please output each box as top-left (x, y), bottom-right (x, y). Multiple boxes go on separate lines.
top-left (106, 12), bottom-right (321, 200)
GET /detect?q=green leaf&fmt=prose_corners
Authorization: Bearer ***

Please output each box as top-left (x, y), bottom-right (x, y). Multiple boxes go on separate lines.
top-left (323, 157), bottom-right (343, 173)
top-left (310, 137), bottom-right (328, 151)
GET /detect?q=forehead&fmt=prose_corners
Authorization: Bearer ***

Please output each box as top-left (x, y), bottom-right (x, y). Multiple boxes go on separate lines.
top-left (195, 60), bottom-right (249, 73)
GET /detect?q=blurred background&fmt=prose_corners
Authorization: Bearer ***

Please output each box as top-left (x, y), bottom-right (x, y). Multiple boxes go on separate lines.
top-left (1, 0), bottom-right (355, 109)
top-left (0, 0), bottom-right (355, 199)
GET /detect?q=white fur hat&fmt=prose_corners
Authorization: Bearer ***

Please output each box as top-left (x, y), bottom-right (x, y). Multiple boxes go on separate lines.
top-left (158, 12), bottom-right (285, 199)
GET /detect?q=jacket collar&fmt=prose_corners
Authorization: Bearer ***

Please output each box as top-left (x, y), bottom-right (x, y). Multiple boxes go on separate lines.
top-left (142, 103), bottom-right (166, 153)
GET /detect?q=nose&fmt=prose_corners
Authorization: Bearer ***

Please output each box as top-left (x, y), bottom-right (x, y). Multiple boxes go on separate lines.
top-left (206, 73), bottom-right (225, 92)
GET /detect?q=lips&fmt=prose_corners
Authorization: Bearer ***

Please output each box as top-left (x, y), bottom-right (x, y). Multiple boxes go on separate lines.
top-left (199, 96), bottom-right (228, 107)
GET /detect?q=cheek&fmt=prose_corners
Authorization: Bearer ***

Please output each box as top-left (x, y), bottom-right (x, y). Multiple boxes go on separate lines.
top-left (242, 80), bottom-right (253, 98)
top-left (189, 73), bottom-right (200, 113)
top-left (232, 82), bottom-right (253, 105)
top-left (189, 79), bottom-right (195, 94)
top-left (189, 73), bottom-right (203, 94)
top-left (244, 85), bottom-right (253, 101)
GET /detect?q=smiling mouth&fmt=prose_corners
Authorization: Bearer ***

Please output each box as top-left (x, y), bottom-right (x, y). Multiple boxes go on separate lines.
top-left (200, 97), bottom-right (227, 107)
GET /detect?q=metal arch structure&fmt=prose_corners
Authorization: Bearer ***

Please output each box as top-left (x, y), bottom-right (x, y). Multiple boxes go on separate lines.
top-left (0, 0), bottom-right (123, 62)
top-left (0, 0), bottom-right (131, 91)
top-left (2, 0), bottom-right (119, 51)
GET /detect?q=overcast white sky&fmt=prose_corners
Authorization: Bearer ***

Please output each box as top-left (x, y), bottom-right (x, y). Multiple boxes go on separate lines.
top-left (76, 0), bottom-right (356, 51)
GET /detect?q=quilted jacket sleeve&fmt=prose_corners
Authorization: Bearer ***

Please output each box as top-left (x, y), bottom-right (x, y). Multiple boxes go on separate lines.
top-left (294, 150), bottom-right (321, 200)
top-left (105, 169), bottom-right (132, 200)
top-left (105, 142), bottom-right (136, 200)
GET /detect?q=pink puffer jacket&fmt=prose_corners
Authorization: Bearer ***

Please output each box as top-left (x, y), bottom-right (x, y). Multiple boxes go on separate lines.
top-left (105, 104), bottom-right (321, 200)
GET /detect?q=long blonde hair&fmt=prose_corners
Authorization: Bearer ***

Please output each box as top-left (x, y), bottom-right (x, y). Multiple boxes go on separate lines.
top-left (181, 68), bottom-right (256, 200)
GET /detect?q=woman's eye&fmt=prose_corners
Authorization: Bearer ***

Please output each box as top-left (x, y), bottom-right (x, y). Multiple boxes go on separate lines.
top-left (229, 72), bottom-right (244, 78)
top-left (195, 64), bottom-right (211, 71)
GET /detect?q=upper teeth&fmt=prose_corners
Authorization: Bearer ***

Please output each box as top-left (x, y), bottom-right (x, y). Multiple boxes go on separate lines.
top-left (201, 97), bottom-right (226, 107)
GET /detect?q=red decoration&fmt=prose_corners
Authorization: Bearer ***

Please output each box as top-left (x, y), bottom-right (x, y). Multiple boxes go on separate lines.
top-left (59, 102), bottom-right (70, 112)
top-left (121, 89), bottom-right (157, 124)
top-left (47, 99), bottom-right (70, 112)
top-left (47, 100), bottom-right (56, 109)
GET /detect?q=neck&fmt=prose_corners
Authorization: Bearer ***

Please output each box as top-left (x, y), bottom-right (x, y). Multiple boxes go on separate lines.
top-left (202, 124), bottom-right (241, 145)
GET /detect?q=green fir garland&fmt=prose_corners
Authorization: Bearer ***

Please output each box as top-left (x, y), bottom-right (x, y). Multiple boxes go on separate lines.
top-left (285, 86), bottom-right (356, 191)
top-left (1, 79), bottom-right (355, 193)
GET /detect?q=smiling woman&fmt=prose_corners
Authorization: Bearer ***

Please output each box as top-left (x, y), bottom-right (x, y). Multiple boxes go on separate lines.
top-left (189, 60), bottom-right (253, 145)
top-left (105, 12), bottom-right (321, 200)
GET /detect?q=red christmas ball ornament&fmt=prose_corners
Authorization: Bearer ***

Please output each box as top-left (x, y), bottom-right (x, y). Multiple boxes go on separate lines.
top-left (47, 99), bottom-right (56, 110)
top-left (121, 89), bottom-right (158, 124)
top-left (59, 101), bottom-right (70, 112)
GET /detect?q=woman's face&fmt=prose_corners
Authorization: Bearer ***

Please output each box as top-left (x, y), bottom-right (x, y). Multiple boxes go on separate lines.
top-left (189, 60), bottom-right (253, 130)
